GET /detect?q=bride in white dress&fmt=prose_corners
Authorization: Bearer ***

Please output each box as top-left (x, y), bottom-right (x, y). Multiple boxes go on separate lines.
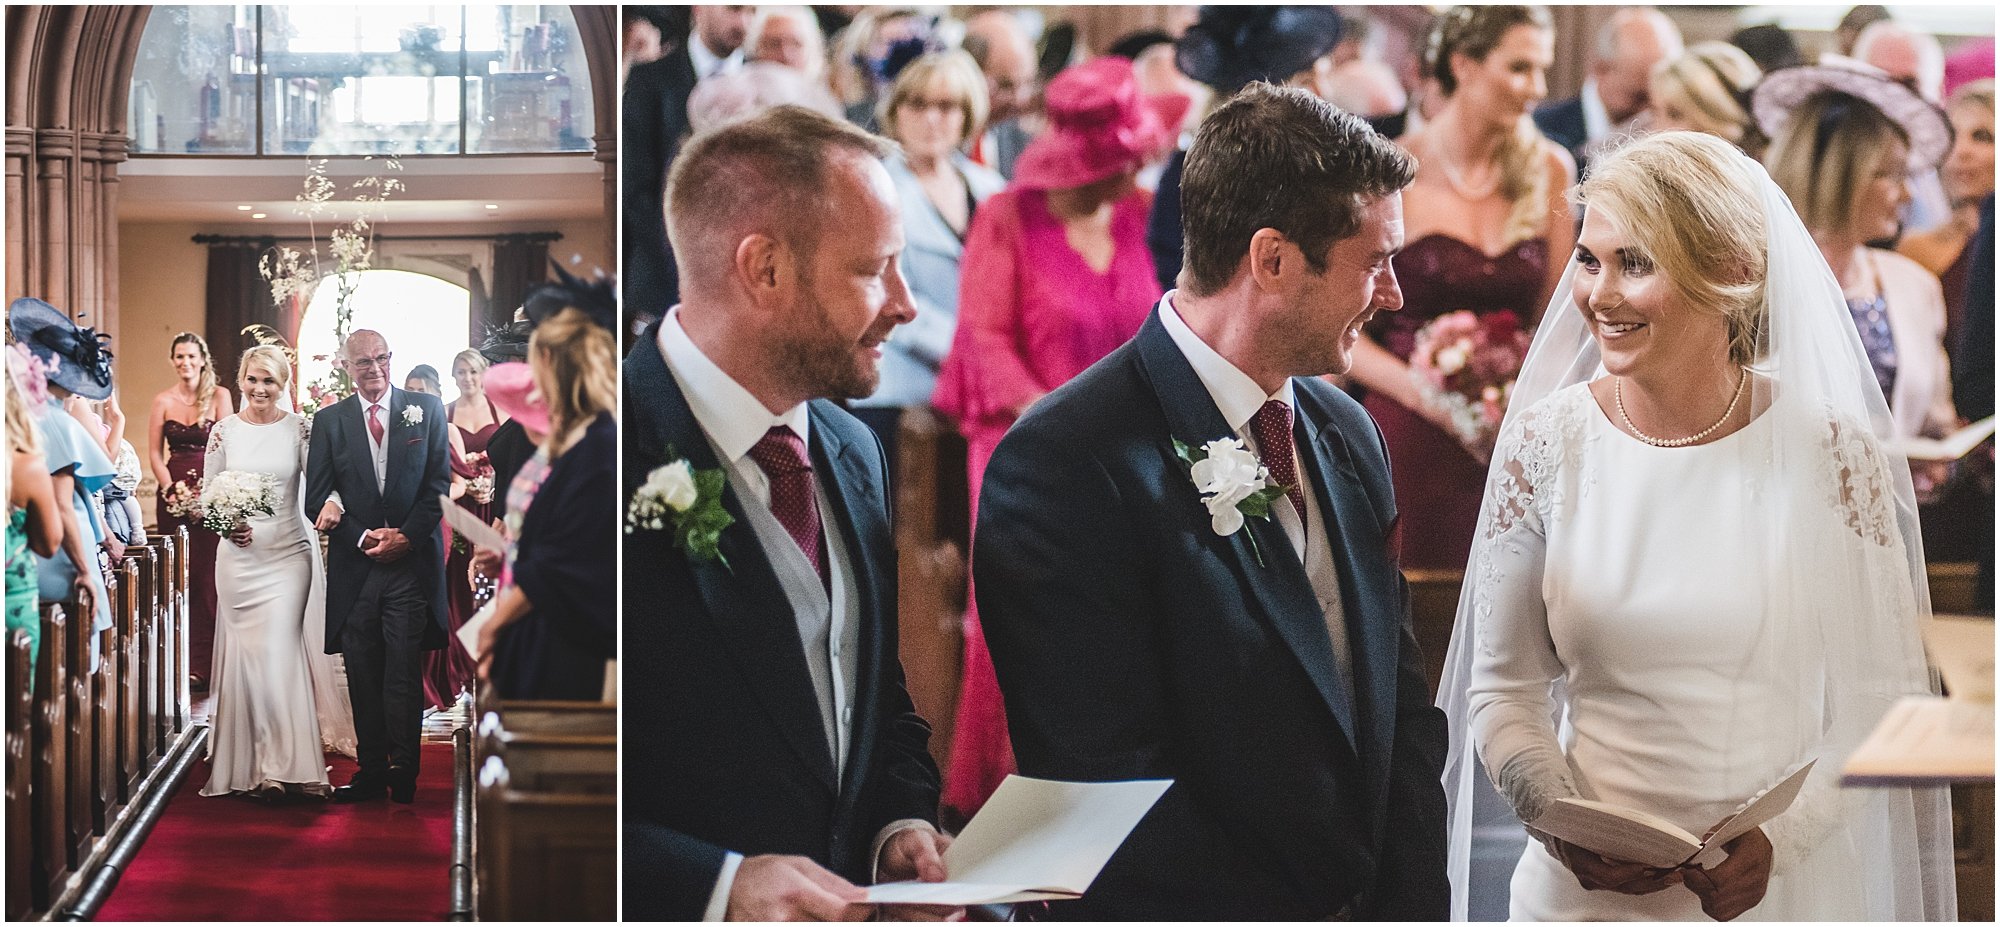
top-left (1439, 133), bottom-right (1955, 920)
top-left (201, 345), bottom-right (357, 798)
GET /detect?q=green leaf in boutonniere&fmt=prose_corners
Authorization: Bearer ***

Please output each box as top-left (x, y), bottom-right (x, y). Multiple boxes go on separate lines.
top-left (628, 450), bottom-right (734, 570)
top-left (1174, 436), bottom-right (1291, 569)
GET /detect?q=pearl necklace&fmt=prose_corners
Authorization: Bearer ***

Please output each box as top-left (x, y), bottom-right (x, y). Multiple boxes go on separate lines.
top-left (1427, 133), bottom-right (1501, 200)
top-left (1615, 369), bottom-right (1747, 447)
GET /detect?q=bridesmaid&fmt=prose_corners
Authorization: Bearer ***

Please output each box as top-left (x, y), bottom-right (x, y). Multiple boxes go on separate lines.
top-left (431, 350), bottom-right (506, 708)
top-left (1347, 5), bottom-right (1575, 570)
top-left (146, 332), bottom-right (232, 691)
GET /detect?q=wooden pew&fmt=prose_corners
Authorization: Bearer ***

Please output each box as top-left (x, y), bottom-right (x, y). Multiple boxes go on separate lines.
top-left (891, 408), bottom-right (968, 774)
top-left (1403, 568), bottom-right (1464, 698)
top-left (472, 700), bottom-right (616, 922)
top-left (172, 524), bottom-right (192, 733)
top-left (93, 569), bottom-right (122, 834)
top-left (135, 543), bottom-right (162, 767)
top-left (8, 630), bottom-right (34, 921)
top-left (64, 584), bottom-right (94, 867)
top-left (142, 536), bottom-right (172, 760)
top-left (115, 557), bottom-right (143, 799)
top-left (31, 603), bottom-right (68, 910)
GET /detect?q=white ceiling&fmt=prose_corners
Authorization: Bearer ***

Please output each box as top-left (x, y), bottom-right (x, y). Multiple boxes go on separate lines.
top-left (118, 154), bottom-right (604, 224)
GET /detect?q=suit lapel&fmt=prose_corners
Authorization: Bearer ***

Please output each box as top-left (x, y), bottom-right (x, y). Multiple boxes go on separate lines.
top-left (808, 403), bottom-right (885, 802)
top-left (1297, 392), bottom-right (1400, 794)
top-left (633, 331), bottom-right (840, 792)
top-left (1132, 309), bottom-right (1360, 750)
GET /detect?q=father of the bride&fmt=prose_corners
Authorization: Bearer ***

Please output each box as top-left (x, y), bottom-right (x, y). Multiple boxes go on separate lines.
top-left (975, 84), bottom-right (1449, 920)
top-left (305, 329), bottom-right (450, 803)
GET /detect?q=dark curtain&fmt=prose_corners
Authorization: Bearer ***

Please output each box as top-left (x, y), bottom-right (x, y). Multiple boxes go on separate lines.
top-left (486, 236), bottom-right (550, 340)
top-left (468, 266), bottom-right (490, 345)
top-left (204, 239), bottom-right (281, 387)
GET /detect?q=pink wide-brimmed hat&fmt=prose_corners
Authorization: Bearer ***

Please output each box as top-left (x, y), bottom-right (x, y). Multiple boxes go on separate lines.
top-left (1012, 56), bottom-right (1192, 191)
top-left (483, 361), bottom-right (549, 437)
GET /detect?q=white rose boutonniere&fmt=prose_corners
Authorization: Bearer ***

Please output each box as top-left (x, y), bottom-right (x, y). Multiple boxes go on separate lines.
top-left (1174, 436), bottom-right (1292, 568)
top-left (628, 451), bottom-right (734, 568)
top-left (402, 405), bottom-right (423, 427)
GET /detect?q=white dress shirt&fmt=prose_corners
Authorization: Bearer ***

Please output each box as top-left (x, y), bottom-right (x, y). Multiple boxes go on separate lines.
top-left (658, 309), bottom-right (930, 919)
top-left (1159, 295), bottom-right (1354, 690)
top-left (360, 388), bottom-right (393, 494)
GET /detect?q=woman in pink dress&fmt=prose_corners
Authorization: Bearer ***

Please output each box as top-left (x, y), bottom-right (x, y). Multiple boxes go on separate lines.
top-left (933, 55), bottom-right (1185, 820)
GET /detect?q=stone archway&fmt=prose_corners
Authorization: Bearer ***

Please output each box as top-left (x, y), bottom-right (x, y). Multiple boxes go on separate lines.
top-left (3, 4), bottom-right (618, 340)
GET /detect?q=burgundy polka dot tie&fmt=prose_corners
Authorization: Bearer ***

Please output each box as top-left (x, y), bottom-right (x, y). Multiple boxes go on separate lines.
top-left (1251, 399), bottom-right (1307, 524)
top-left (747, 426), bottom-right (824, 581)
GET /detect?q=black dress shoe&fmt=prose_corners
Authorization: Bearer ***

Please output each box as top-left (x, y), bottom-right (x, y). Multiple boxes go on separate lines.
top-left (387, 765), bottom-right (416, 804)
top-left (332, 771), bottom-right (387, 803)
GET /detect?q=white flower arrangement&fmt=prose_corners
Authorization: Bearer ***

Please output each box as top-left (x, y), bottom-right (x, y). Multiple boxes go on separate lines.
top-left (629, 456), bottom-right (733, 567)
top-left (402, 405), bottom-right (423, 426)
top-left (199, 469), bottom-right (280, 536)
top-left (1173, 436), bottom-right (1291, 568)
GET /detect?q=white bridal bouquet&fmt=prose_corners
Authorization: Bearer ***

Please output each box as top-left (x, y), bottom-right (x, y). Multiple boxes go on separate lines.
top-left (200, 470), bottom-right (280, 536)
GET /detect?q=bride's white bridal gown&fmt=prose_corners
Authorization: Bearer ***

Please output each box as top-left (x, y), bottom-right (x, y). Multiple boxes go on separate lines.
top-left (1467, 385), bottom-right (1933, 921)
top-left (201, 412), bottom-right (357, 797)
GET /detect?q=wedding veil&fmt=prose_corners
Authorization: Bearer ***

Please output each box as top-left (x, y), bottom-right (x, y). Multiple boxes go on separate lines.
top-left (1434, 134), bottom-right (1956, 920)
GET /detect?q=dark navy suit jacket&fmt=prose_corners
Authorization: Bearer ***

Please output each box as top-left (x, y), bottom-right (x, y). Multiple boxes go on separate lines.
top-left (975, 309), bottom-right (1449, 920)
top-left (621, 324), bottom-right (940, 920)
top-left (1534, 96), bottom-right (1589, 167)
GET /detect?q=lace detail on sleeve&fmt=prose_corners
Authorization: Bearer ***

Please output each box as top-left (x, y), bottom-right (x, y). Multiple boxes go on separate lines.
top-left (206, 419), bottom-right (225, 455)
top-left (1819, 411), bottom-right (1897, 547)
top-left (1466, 389), bottom-right (1590, 825)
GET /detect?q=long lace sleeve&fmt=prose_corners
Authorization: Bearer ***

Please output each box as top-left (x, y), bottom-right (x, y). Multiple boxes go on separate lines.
top-left (200, 419), bottom-right (226, 508)
top-left (1760, 414), bottom-right (1933, 875)
top-left (1466, 404), bottom-right (1581, 825)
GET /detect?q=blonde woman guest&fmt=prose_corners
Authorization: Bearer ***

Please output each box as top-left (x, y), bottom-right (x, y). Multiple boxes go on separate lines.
top-left (1758, 66), bottom-right (1957, 456)
top-left (147, 331), bottom-right (231, 690)
top-left (473, 308), bottom-right (616, 701)
top-left (1348, 4), bottom-right (1575, 570)
top-left (851, 50), bottom-right (1005, 450)
top-left (6, 345), bottom-right (63, 677)
top-left (203, 346), bottom-right (357, 797)
top-left (1649, 41), bottom-right (1765, 157)
top-left (1899, 79), bottom-right (1995, 363)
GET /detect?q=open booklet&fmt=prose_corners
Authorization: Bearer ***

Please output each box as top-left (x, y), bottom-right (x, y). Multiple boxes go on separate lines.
top-left (1885, 416), bottom-right (1997, 461)
top-left (867, 775), bottom-right (1171, 906)
top-left (1526, 759), bottom-right (1816, 870)
top-left (1842, 615), bottom-right (1995, 786)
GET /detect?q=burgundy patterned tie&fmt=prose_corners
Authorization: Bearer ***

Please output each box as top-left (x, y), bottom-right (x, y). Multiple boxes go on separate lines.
top-left (367, 403), bottom-right (386, 444)
top-left (1250, 399), bottom-right (1307, 524)
top-left (747, 426), bottom-right (824, 581)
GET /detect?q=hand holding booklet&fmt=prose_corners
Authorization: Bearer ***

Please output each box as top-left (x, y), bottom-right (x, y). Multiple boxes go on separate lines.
top-left (867, 775), bottom-right (1171, 906)
top-left (440, 494), bottom-right (507, 553)
top-left (1527, 759), bottom-right (1816, 870)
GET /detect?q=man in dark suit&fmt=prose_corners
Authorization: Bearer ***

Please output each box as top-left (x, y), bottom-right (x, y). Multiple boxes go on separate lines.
top-left (622, 5), bottom-right (751, 329)
top-left (623, 106), bottom-right (953, 921)
top-left (1533, 7), bottom-right (1681, 171)
top-left (976, 85), bottom-right (1448, 920)
top-left (304, 329), bottom-right (450, 803)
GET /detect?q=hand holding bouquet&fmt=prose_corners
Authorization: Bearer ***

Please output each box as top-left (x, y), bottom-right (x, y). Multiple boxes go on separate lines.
top-left (467, 467), bottom-right (495, 506)
top-left (200, 470), bottom-right (280, 540)
top-left (162, 478), bottom-right (204, 519)
top-left (1408, 310), bottom-right (1532, 462)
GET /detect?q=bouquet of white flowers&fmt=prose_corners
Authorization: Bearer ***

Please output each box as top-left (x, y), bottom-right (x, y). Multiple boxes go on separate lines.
top-left (200, 470), bottom-right (280, 536)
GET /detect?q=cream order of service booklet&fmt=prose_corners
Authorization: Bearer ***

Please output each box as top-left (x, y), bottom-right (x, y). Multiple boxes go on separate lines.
top-left (1527, 759), bottom-right (1816, 870)
top-left (867, 775), bottom-right (1171, 906)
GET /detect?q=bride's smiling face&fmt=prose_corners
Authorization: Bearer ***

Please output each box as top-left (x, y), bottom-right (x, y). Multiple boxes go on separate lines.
top-left (240, 362), bottom-right (285, 414)
top-left (1571, 206), bottom-right (1729, 380)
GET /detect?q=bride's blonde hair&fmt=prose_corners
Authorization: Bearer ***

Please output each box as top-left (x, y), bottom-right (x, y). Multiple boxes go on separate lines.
top-left (1576, 132), bottom-right (1770, 366)
top-left (238, 345), bottom-right (293, 393)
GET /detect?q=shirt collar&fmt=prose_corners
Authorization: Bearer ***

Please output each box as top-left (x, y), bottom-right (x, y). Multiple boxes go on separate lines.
top-left (1158, 292), bottom-right (1295, 435)
top-left (1581, 78), bottom-right (1613, 144)
top-left (658, 306), bottom-right (811, 464)
top-left (686, 33), bottom-right (742, 80)
top-left (360, 386), bottom-right (394, 410)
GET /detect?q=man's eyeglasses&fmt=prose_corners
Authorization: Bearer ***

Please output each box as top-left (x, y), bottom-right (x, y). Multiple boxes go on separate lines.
top-left (348, 353), bottom-right (392, 370)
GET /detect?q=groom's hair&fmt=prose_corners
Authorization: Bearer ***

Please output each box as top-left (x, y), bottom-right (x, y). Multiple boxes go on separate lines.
top-left (1179, 84), bottom-right (1415, 298)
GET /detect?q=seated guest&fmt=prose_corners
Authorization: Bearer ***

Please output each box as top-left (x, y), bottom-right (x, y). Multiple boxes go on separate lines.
top-left (6, 345), bottom-right (64, 678)
top-left (1757, 65), bottom-right (1958, 460)
top-left (1533, 7), bottom-right (1683, 169)
top-left (1898, 79), bottom-right (1994, 370)
top-left (1648, 41), bottom-right (1765, 157)
top-left (623, 106), bottom-right (950, 921)
top-left (476, 275), bottom-right (618, 703)
top-left (686, 61), bottom-right (842, 134)
top-left (849, 50), bottom-right (1005, 453)
top-left (961, 9), bottom-right (1041, 179)
top-left (744, 5), bottom-right (825, 85)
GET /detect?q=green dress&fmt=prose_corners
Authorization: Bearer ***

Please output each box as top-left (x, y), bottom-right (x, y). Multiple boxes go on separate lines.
top-left (5, 506), bottom-right (38, 684)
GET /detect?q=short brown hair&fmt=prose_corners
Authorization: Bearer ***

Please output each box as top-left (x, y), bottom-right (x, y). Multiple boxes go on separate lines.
top-left (1178, 84), bottom-right (1416, 297)
top-left (666, 106), bottom-right (894, 295)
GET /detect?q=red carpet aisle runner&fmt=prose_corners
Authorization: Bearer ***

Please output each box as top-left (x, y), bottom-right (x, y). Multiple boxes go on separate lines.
top-left (96, 742), bottom-right (454, 921)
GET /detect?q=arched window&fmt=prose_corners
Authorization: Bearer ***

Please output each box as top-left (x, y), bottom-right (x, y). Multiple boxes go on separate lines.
top-left (297, 269), bottom-right (474, 407)
top-left (129, 5), bottom-right (594, 155)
